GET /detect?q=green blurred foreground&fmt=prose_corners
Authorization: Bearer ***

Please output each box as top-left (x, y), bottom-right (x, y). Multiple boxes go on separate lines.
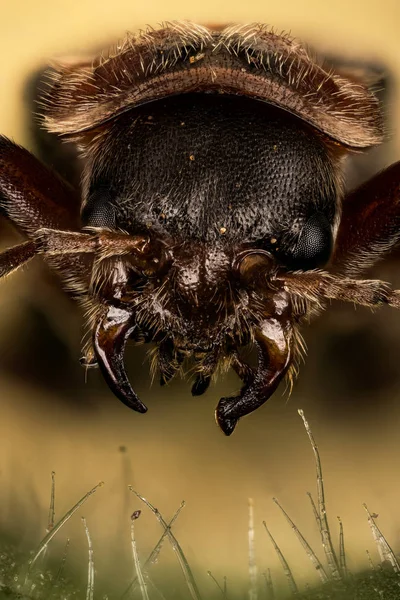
top-left (1, 410), bottom-right (400, 600)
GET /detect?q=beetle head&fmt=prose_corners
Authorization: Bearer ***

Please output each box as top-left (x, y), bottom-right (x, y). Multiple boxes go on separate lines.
top-left (40, 21), bottom-right (384, 432)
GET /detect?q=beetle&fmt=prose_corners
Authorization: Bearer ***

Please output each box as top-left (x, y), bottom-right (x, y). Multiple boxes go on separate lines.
top-left (0, 21), bottom-right (399, 435)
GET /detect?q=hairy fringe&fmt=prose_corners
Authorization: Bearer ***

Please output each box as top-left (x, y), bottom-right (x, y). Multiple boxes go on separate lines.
top-left (285, 326), bottom-right (307, 397)
top-left (40, 21), bottom-right (383, 149)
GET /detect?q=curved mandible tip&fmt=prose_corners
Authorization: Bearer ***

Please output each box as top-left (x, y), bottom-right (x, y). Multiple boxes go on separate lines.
top-left (216, 318), bottom-right (293, 435)
top-left (93, 304), bottom-right (147, 413)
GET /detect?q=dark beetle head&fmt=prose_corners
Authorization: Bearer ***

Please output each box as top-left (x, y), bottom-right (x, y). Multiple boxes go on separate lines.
top-left (80, 92), bottom-right (339, 352)
top-left (40, 22), bottom-right (383, 433)
top-left (82, 92), bottom-right (340, 268)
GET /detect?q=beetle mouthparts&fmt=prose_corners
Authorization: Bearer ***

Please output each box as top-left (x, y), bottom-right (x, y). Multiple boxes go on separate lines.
top-left (93, 304), bottom-right (147, 413)
top-left (215, 399), bottom-right (239, 436)
top-left (215, 317), bottom-right (293, 435)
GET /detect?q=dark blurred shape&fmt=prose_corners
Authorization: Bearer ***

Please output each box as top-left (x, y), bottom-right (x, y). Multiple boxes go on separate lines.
top-left (23, 69), bottom-right (83, 190)
top-left (0, 303), bottom-right (84, 401)
top-left (314, 324), bottom-right (400, 410)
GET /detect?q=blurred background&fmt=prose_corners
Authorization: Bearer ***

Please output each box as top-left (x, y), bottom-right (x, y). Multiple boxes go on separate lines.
top-left (0, 0), bottom-right (400, 596)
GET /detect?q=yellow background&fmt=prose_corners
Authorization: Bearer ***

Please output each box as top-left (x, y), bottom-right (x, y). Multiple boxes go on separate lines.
top-left (0, 0), bottom-right (400, 595)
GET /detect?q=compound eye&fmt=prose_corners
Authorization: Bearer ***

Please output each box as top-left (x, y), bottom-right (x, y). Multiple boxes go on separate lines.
top-left (290, 212), bottom-right (333, 270)
top-left (81, 189), bottom-right (116, 229)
